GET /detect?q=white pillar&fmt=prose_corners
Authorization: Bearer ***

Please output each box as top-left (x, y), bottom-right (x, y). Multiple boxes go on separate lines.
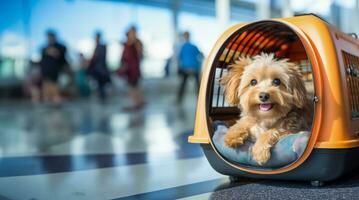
top-left (256, 0), bottom-right (270, 20)
top-left (171, 0), bottom-right (179, 40)
top-left (215, 0), bottom-right (230, 28)
top-left (281, 0), bottom-right (293, 17)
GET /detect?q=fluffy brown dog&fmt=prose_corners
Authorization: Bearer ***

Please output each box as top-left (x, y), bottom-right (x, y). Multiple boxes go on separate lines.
top-left (221, 53), bottom-right (311, 165)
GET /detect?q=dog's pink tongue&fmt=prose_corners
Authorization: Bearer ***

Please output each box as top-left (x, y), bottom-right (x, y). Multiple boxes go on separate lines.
top-left (259, 103), bottom-right (273, 111)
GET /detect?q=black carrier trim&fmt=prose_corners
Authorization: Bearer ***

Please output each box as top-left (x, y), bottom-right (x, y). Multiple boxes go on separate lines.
top-left (201, 144), bottom-right (359, 181)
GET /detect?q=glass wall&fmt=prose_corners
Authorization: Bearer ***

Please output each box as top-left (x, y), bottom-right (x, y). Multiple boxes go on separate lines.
top-left (29, 0), bottom-right (175, 78)
top-left (0, 0), bottom-right (359, 85)
top-left (0, 0), bottom-right (29, 85)
top-left (1, 0), bottom-right (175, 80)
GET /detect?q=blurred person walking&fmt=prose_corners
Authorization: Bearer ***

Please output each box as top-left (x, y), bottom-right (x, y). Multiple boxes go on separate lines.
top-left (177, 31), bottom-right (202, 104)
top-left (24, 61), bottom-right (42, 104)
top-left (117, 26), bottom-right (145, 111)
top-left (88, 32), bottom-right (111, 102)
top-left (75, 53), bottom-right (90, 97)
top-left (40, 30), bottom-right (68, 104)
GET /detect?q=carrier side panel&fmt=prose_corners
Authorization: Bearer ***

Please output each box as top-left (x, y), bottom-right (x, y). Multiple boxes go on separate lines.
top-left (284, 16), bottom-right (359, 148)
top-left (330, 28), bottom-right (359, 135)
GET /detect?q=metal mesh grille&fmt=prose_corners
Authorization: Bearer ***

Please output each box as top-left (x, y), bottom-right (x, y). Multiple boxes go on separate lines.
top-left (342, 51), bottom-right (359, 119)
top-left (209, 22), bottom-right (314, 116)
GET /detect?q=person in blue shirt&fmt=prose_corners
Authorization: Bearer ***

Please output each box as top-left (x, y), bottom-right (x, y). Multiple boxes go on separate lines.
top-left (177, 31), bottom-right (202, 103)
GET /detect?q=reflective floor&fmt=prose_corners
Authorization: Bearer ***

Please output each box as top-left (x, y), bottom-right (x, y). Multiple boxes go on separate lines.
top-left (0, 79), bottom-right (227, 199)
top-left (2, 79), bottom-right (359, 200)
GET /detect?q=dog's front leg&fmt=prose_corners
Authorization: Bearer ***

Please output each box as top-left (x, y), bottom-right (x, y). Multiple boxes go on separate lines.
top-left (252, 129), bottom-right (290, 165)
top-left (224, 122), bottom-right (250, 148)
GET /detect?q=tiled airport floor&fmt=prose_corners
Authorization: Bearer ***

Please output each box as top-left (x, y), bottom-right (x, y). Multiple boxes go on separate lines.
top-left (2, 79), bottom-right (359, 200)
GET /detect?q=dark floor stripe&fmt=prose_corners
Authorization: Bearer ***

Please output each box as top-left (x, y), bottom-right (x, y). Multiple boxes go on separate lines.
top-left (0, 131), bottom-right (203, 177)
top-left (0, 194), bottom-right (12, 200)
top-left (113, 178), bottom-right (228, 200)
top-left (113, 177), bottom-right (259, 200)
top-left (0, 147), bottom-right (203, 177)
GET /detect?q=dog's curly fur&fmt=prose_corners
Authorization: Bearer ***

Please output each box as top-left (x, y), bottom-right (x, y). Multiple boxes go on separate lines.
top-left (221, 53), bottom-right (312, 165)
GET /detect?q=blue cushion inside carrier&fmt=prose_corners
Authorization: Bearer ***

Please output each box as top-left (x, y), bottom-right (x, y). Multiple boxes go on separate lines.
top-left (212, 122), bottom-right (310, 168)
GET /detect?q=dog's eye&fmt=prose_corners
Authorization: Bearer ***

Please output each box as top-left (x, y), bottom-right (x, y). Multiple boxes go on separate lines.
top-left (250, 79), bottom-right (257, 86)
top-left (273, 78), bottom-right (281, 86)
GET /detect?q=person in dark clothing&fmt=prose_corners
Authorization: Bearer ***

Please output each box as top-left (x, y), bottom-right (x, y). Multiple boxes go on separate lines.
top-left (177, 31), bottom-right (202, 104)
top-left (117, 26), bottom-right (145, 111)
top-left (40, 30), bottom-right (67, 103)
top-left (88, 32), bottom-right (111, 102)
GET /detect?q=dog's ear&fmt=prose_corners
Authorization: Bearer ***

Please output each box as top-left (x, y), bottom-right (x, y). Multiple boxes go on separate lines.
top-left (288, 64), bottom-right (307, 108)
top-left (220, 56), bottom-right (252, 106)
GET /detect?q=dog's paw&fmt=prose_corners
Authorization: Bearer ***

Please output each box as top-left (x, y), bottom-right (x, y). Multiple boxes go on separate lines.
top-left (252, 144), bottom-right (271, 165)
top-left (224, 128), bottom-right (247, 148)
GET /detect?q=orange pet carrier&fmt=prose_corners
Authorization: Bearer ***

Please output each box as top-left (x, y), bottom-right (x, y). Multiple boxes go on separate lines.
top-left (188, 14), bottom-right (359, 186)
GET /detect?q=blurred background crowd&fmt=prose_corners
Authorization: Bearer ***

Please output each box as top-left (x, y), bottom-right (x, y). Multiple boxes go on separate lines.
top-left (1, 0), bottom-right (359, 108)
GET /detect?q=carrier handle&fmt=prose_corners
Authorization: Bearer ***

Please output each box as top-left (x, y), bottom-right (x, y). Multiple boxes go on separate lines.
top-left (295, 13), bottom-right (359, 40)
top-left (294, 13), bottom-right (330, 24)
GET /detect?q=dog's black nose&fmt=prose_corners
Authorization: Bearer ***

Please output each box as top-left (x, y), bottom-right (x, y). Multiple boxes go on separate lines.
top-left (259, 92), bottom-right (270, 102)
